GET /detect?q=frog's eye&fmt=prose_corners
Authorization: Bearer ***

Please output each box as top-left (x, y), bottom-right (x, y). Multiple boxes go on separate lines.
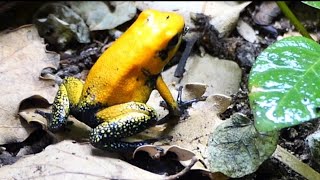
top-left (183, 26), bottom-right (189, 36)
top-left (167, 34), bottom-right (180, 50)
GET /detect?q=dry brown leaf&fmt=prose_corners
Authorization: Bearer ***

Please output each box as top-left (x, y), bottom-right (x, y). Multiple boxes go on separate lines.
top-left (66, 1), bottom-right (137, 31)
top-left (134, 145), bottom-right (206, 170)
top-left (144, 54), bottom-right (241, 169)
top-left (0, 25), bottom-right (59, 144)
top-left (19, 108), bottom-right (91, 143)
top-left (148, 54), bottom-right (242, 119)
top-left (203, 1), bottom-right (251, 37)
top-left (162, 95), bottom-right (231, 161)
top-left (135, 1), bottom-right (251, 37)
top-left (0, 140), bottom-right (164, 179)
top-left (179, 54), bottom-right (242, 96)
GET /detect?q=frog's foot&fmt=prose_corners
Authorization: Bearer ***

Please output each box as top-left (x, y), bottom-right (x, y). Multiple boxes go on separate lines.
top-left (90, 139), bottom-right (161, 153)
top-left (176, 86), bottom-right (207, 113)
top-left (48, 77), bottom-right (84, 132)
top-left (90, 102), bottom-right (158, 152)
top-left (35, 109), bottom-right (72, 132)
top-left (157, 86), bottom-right (207, 124)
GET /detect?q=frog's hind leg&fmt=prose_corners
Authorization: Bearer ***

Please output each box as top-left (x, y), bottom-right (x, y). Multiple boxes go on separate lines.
top-left (49, 77), bottom-right (84, 132)
top-left (90, 102), bottom-right (158, 152)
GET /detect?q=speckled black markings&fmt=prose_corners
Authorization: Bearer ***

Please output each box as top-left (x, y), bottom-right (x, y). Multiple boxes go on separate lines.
top-left (71, 102), bottom-right (103, 128)
top-left (49, 88), bottom-right (69, 132)
top-left (90, 103), bottom-right (157, 152)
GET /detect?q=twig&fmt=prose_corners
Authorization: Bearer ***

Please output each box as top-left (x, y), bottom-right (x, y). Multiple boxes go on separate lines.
top-left (174, 37), bottom-right (198, 78)
top-left (165, 156), bottom-right (199, 180)
top-left (273, 145), bottom-right (320, 180)
top-left (276, 1), bottom-right (313, 40)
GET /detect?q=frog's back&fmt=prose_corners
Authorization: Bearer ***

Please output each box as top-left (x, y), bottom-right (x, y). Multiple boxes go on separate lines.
top-left (82, 9), bottom-right (185, 107)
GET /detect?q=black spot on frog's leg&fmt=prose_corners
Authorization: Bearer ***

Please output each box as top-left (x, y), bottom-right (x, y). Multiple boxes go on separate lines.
top-left (158, 49), bottom-right (169, 61)
top-left (141, 68), bottom-right (159, 89)
top-left (167, 34), bottom-right (180, 49)
top-left (72, 103), bottom-right (103, 128)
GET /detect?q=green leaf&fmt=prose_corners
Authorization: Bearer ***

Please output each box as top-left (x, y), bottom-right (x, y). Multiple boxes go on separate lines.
top-left (207, 113), bottom-right (279, 178)
top-left (302, 1), bottom-right (320, 9)
top-left (249, 36), bottom-right (320, 132)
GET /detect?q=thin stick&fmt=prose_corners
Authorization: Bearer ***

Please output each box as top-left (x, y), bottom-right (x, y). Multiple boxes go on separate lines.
top-left (273, 145), bottom-right (320, 180)
top-left (165, 156), bottom-right (198, 180)
top-left (276, 1), bottom-right (313, 40)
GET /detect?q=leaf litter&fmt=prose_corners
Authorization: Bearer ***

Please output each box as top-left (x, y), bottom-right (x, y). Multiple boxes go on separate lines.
top-left (2, 2), bottom-right (298, 179)
top-left (0, 25), bottom-right (59, 145)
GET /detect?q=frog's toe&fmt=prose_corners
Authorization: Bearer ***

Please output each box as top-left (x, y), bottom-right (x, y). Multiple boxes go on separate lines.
top-left (90, 140), bottom-right (150, 153)
top-left (48, 121), bottom-right (67, 132)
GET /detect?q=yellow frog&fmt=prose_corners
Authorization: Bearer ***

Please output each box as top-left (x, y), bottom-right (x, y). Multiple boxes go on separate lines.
top-left (49, 9), bottom-right (186, 152)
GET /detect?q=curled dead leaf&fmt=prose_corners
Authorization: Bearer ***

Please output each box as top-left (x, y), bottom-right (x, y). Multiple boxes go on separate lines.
top-left (134, 145), bottom-right (206, 173)
top-left (0, 25), bottom-right (59, 145)
top-left (0, 140), bottom-right (164, 179)
top-left (19, 108), bottom-right (91, 143)
top-left (183, 83), bottom-right (208, 100)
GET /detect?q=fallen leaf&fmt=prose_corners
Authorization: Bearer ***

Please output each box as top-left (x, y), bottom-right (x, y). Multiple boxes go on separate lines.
top-left (144, 54), bottom-right (242, 168)
top-left (148, 54), bottom-right (242, 118)
top-left (66, 1), bottom-right (137, 31)
top-left (178, 54), bottom-right (242, 96)
top-left (135, 1), bottom-right (251, 36)
top-left (237, 19), bottom-right (257, 43)
top-left (33, 3), bottom-right (90, 50)
top-left (134, 145), bottom-right (205, 170)
top-left (207, 113), bottom-right (279, 178)
top-left (0, 140), bottom-right (164, 179)
top-left (135, 1), bottom-right (204, 27)
top-left (0, 25), bottom-right (59, 144)
top-left (161, 95), bottom-right (231, 160)
top-left (183, 83), bottom-right (208, 100)
top-left (19, 108), bottom-right (91, 143)
top-left (204, 1), bottom-right (251, 37)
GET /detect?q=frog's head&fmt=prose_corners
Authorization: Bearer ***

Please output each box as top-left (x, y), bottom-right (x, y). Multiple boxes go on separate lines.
top-left (131, 9), bottom-right (187, 74)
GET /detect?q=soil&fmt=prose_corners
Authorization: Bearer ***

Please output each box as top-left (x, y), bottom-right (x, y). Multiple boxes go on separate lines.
top-left (0, 1), bottom-right (319, 179)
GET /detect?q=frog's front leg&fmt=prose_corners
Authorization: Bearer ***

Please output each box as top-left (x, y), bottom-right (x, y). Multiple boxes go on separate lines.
top-left (90, 102), bottom-right (158, 152)
top-left (156, 75), bottom-right (180, 116)
top-left (49, 77), bottom-right (83, 132)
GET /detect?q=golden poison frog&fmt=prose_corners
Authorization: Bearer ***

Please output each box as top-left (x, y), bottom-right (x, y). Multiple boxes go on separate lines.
top-left (49, 9), bottom-right (186, 152)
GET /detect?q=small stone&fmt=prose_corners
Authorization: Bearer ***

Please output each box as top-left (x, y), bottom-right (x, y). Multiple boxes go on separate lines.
top-left (305, 130), bottom-right (320, 165)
